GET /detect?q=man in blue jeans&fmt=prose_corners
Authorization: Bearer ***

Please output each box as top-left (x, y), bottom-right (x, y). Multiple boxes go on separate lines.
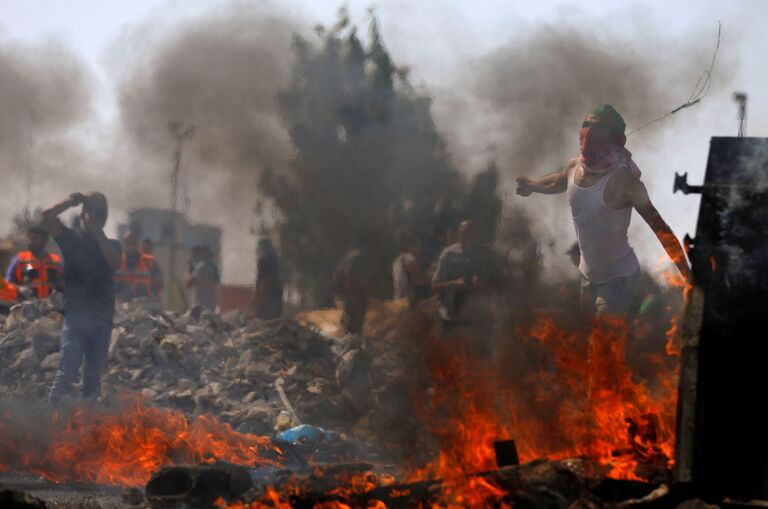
top-left (42, 192), bottom-right (121, 405)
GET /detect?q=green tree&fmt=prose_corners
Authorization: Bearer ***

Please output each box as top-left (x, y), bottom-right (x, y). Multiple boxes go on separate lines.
top-left (263, 13), bottom-right (464, 305)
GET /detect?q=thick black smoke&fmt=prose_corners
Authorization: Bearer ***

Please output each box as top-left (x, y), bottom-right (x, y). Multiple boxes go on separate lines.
top-left (117, 4), bottom-right (298, 176)
top-left (111, 2), bottom-right (306, 282)
top-left (0, 6), bottom-right (734, 287)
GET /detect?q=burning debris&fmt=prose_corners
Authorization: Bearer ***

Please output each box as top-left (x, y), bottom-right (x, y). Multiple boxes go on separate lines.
top-left (1, 4), bottom-right (763, 509)
top-left (0, 395), bottom-right (285, 487)
top-left (0, 289), bottom-right (689, 507)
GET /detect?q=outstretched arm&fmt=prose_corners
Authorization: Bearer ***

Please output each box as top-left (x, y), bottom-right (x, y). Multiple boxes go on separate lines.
top-left (516, 158), bottom-right (578, 196)
top-left (629, 179), bottom-right (692, 283)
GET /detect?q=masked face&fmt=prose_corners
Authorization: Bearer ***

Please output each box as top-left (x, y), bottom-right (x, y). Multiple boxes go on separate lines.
top-left (579, 123), bottom-right (617, 169)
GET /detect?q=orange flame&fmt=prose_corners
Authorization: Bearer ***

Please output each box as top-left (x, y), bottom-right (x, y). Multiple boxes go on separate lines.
top-left (408, 260), bottom-right (686, 489)
top-left (1, 268), bottom-right (687, 506)
top-left (406, 337), bottom-right (511, 508)
top-left (0, 394), bottom-right (284, 486)
top-left (514, 312), bottom-right (679, 479)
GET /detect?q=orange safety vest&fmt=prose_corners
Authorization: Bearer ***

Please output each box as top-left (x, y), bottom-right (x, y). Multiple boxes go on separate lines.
top-left (115, 253), bottom-right (158, 298)
top-left (14, 251), bottom-right (64, 299)
top-left (0, 279), bottom-right (19, 308)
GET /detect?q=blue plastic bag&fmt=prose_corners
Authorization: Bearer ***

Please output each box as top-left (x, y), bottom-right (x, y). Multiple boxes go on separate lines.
top-left (278, 424), bottom-right (334, 444)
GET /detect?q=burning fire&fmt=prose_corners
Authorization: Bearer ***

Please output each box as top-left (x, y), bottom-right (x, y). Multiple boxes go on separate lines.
top-left (0, 267), bottom-right (686, 508)
top-left (523, 315), bottom-right (677, 479)
top-left (0, 394), bottom-right (285, 486)
top-left (407, 336), bottom-right (513, 508)
top-left (407, 264), bottom-right (687, 499)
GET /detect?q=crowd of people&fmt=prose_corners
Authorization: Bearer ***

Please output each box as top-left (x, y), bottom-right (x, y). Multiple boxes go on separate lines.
top-left (0, 192), bottom-right (224, 405)
top-left (332, 220), bottom-right (508, 357)
top-left (0, 104), bottom-right (692, 410)
top-left (1, 214), bottom-right (224, 314)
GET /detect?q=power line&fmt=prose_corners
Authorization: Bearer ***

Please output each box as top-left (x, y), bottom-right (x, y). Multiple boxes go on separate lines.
top-left (628, 22), bottom-right (721, 136)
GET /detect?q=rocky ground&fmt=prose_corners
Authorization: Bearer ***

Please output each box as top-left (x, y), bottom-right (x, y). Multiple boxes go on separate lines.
top-left (0, 296), bottom-right (416, 447)
top-left (0, 297), bottom-right (726, 509)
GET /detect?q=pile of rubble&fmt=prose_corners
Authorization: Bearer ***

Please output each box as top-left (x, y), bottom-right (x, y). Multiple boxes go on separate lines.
top-left (0, 297), bottom-right (372, 437)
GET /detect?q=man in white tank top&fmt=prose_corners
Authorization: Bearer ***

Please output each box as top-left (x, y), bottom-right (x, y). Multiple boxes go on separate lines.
top-left (515, 105), bottom-right (691, 319)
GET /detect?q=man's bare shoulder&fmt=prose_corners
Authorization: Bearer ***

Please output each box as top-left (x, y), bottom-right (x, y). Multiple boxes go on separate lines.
top-left (562, 157), bottom-right (580, 178)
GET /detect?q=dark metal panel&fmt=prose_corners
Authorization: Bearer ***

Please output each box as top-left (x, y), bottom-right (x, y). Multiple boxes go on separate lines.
top-left (675, 137), bottom-right (768, 500)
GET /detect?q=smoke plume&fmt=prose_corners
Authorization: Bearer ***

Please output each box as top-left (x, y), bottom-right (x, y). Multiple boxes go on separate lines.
top-left (111, 2), bottom-right (304, 282)
top-left (117, 4), bottom-right (298, 175)
top-left (0, 38), bottom-right (91, 223)
top-left (0, 5), bottom-right (736, 285)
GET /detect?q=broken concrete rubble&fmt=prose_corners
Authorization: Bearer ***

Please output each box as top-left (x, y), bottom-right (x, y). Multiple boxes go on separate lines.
top-left (0, 298), bottom-right (359, 439)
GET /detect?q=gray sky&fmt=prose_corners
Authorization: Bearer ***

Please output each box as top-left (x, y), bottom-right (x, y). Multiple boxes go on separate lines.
top-left (0, 0), bottom-right (765, 283)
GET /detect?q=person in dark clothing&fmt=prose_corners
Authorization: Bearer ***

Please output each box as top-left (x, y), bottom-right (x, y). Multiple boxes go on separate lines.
top-left (334, 232), bottom-right (376, 335)
top-left (252, 238), bottom-right (283, 320)
top-left (432, 220), bottom-right (506, 357)
top-left (42, 192), bottom-right (121, 405)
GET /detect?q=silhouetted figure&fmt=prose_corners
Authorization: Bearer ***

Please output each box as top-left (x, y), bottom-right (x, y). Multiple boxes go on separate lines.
top-left (253, 238), bottom-right (283, 320)
top-left (334, 232), bottom-right (376, 335)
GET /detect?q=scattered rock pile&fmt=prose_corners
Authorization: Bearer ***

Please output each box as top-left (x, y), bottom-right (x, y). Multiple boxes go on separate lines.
top-left (0, 298), bottom-right (359, 436)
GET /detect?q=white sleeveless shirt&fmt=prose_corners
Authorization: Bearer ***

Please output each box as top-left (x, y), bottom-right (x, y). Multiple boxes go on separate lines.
top-left (567, 162), bottom-right (640, 283)
top-left (392, 253), bottom-right (416, 300)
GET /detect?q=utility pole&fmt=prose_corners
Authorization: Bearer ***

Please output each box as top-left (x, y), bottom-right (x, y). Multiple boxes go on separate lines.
top-left (167, 121), bottom-right (196, 309)
top-left (169, 121), bottom-right (196, 212)
top-left (25, 120), bottom-right (34, 211)
top-left (733, 92), bottom-right (747, 137)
